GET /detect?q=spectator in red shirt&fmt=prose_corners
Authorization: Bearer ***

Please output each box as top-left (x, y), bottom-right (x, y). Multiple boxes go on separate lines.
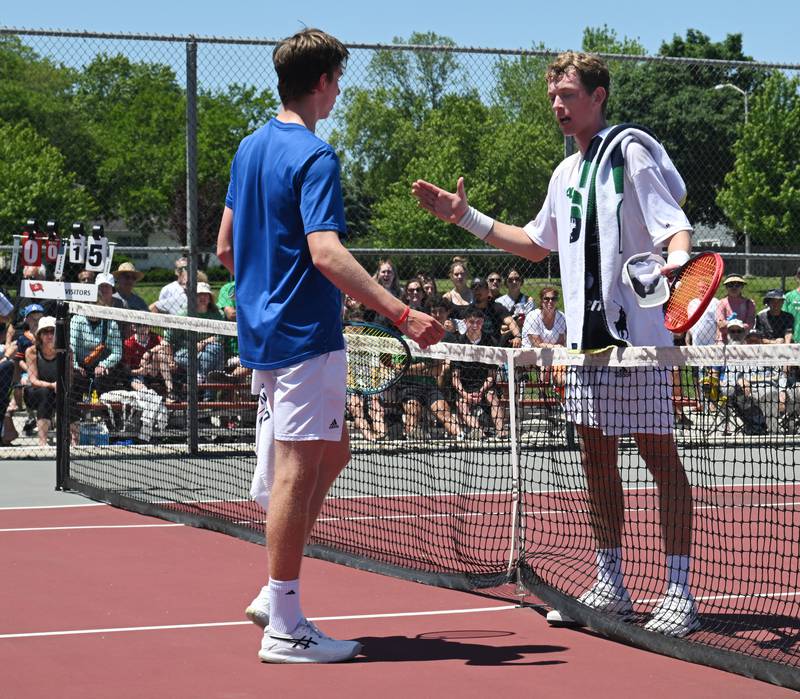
top-left (124, 323), bottom-right (177, 401)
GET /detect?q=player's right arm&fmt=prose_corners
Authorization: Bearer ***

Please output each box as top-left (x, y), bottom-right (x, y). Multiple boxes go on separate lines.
top-left (306, 231), bottom-right (444, 349)
top-left (411, 177), bottom-right (549, 263)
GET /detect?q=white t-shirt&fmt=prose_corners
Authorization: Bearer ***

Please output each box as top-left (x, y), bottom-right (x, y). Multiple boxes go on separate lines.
top-left (155, 280), bottom-right (187, 315)
top-left (523, 131), bottom-right (691, 349)
top-left (496, 293), bottom-right (536, 318)
top-left (521, 309), bottom-right (567, 348)
top-left (687, 297), bottom-right (719, 346)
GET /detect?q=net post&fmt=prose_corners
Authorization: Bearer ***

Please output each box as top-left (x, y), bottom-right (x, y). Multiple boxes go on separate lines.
top-left (505, 349), bottom-right (522, 577)
top-left (55, 301), bottom-right (71, 490)
top-left (186, 38), bottom-right (199, 454)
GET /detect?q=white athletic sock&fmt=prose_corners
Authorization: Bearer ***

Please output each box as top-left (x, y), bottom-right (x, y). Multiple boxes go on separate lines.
top-left (596, 547), bottom-right (624, 589)
top-left (267, 578), bottom-right (302, 634)
top-left (666, 554), bottom-right (691, 596)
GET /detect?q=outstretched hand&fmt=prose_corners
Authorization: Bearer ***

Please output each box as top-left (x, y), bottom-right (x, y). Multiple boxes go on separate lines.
top-left (411, 177), bottom-right (469, 225)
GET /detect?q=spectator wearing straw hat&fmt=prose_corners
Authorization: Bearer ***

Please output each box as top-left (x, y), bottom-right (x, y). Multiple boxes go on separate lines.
top-left (716, 275), bottom-right (755, 344)
top-left (756, 290), bottom-right (793, 345)
top-left (112, 262), bottom-right (148, 312)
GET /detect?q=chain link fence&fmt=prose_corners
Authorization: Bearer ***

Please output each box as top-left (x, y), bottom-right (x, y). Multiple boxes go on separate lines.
top-left (2, 27), bottom-right (800, 454)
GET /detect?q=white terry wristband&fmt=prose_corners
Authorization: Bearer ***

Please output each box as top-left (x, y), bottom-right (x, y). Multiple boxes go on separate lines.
top-left (667, 250), bottom-right (690, 268)
top-left (457, 206), bottom-right (494, 240)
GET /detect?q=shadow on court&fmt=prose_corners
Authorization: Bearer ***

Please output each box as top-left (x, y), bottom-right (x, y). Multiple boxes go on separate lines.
top-left (353, 630), bottom-right (568, 665)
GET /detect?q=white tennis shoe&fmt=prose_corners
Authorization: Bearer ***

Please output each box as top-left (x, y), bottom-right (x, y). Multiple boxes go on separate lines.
top-left (245, 586), bottom-right (270, 628)
top-left (546, 581), bottom-right (633, 625)
top-left (259, 620), bottom-right (362, 664)
top-left (644, 590), bottom-right (700, 637)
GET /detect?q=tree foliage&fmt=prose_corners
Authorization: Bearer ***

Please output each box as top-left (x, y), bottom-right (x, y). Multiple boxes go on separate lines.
top-left (0, 120), bottom-right (97, 240)
top-left (717, 72), bottom-right (800, 246)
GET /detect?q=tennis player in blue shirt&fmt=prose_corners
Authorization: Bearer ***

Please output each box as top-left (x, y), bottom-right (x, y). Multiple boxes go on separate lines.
top-left (217, 28), bottom-right (442, 664)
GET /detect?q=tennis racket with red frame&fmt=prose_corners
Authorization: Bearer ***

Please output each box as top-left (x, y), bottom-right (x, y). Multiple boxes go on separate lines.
top-left (663, 252), bottom-right (725, 334)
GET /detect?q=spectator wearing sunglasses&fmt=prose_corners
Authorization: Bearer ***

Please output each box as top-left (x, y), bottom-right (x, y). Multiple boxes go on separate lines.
top-left (486, 271), bottom-right (504, 301)
top-left (716, 275), bottom-right (755, 344)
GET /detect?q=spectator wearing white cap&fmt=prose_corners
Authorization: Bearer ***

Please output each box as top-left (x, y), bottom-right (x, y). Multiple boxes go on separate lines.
top-left (164, 282), bottom-right (226, 391)
top-left (756, 289), bottom-right (794, 345)
top-left (112, 262), bottom-right (148, 312)
top-left (95, 272), bottom-right (124, 309)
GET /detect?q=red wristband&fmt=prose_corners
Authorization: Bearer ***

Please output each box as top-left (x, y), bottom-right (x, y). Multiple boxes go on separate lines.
top-left (393, 305), bottom-right (410, 327)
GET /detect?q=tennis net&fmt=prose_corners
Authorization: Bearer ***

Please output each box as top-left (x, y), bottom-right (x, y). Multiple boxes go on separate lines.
top-left (56, 302), bottom-right (800, 689)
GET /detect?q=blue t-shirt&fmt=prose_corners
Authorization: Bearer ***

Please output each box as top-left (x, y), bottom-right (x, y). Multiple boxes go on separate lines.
top-left (225, 118), bottom-right (347, 370)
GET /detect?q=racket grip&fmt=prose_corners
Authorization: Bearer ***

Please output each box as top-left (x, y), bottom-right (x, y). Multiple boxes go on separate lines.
top-left (392, 305), bottom-right (410, 327)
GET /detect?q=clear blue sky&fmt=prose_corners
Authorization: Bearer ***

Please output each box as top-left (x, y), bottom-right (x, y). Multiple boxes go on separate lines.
top-left (2, 0), bottom-right (798, 65)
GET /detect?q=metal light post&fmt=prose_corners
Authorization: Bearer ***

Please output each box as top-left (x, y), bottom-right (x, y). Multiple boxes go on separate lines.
top-left (715, 83), bottom-right (750, 276)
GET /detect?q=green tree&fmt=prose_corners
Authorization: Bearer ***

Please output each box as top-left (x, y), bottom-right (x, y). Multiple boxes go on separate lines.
top-left (717, 72), bottom-right (800, 246)
top-left (0, 120), bottom-right (97, 241)
top-left (602, 29), bottom-right (760, 224)
top-left (73, 54), bottom-right (185, 234)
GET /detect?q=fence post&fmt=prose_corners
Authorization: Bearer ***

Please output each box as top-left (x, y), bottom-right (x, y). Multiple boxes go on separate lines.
top-left (186, 38), bottom-right (199, 454)
top-left (55, 302), bottom-right (70, 489)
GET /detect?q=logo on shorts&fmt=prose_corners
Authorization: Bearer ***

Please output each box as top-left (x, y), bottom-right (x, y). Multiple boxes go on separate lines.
top-left (329, 418), bottom-right (339, 429)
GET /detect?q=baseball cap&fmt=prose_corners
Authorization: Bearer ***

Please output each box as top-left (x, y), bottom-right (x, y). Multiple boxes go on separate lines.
top-left (763, 289), bottom-right (785, 302)
top-left (21, 303), bottom-right (45, 318)
top-left (197, 282), bottom-right (213, 295)
top-left (727, 317), bottom-right (746, 329)
top-left (96, 272), bottom-right (116, 287)
top-left (470, 277), bottom-right (488, 290)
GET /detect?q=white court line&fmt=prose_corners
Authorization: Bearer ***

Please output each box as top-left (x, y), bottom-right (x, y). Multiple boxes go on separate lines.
top-left (0, 605), bottom-right (517, 640)
top-left (0, 524), bottom-right (184, 533)
top-left (0, 503), bottom-right (106, 511)
top-left (637, 589), bottom-right (800, 606)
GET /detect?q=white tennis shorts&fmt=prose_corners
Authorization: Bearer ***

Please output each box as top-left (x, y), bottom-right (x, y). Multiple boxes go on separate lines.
top-left (565, 366), bottom-right (675, 436)
top-left (250, 350), bottom-right (347, 511)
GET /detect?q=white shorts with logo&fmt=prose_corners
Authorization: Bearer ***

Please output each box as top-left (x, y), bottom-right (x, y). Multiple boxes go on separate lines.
top-left (565, 366), bottom-right (675, 436)
top-left (250, 350), bottom-right (347, 511)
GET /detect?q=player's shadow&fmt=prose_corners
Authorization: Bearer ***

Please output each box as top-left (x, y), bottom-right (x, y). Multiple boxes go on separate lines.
top-left (353, 630), bottom-right (568, 666)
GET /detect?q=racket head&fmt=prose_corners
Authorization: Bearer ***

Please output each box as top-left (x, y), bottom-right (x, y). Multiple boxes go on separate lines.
top-left (663, 252), bottom-right (725, 334)
top-left (343, 321), bottom-right (411, 395)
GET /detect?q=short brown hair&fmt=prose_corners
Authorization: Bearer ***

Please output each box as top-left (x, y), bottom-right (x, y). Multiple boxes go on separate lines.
top-left (546, 51), bottom-right (610, 115)
top-left (273, 28), bottom-right (349, 104)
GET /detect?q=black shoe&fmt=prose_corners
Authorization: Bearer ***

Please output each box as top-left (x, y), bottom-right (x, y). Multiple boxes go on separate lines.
top-left (674, 413), bottom-right (692, 428)
top-left (23, 417), bottom-right (37, 436)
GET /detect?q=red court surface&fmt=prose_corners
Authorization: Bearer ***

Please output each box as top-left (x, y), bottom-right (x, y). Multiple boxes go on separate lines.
top-left (1, 503), bottom-right (796, 699)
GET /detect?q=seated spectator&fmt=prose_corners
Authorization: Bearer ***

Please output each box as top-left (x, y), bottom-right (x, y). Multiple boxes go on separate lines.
top-left (486, 271), bottom-right (503, 301)
top-left (756, 289), bottom-right (793, 344)
top-left (402, 278), bottom-right (428, 311)
top-left (209, 278), bottom-right (250, 384)
top-left (496, 269), bottom-right (536, 322)
top-left (522, 286), bottom-right (567, 388)
top-left (23, 316), bottom-right (59, 446)
top-left (77, 269), bottom-right (96, 284)
top-left (165, 282), bottom-right (226, 394)
top-left (0, 337), bottom-right (17, 445)
top-left (725, 317), bottom-right (748, 345)
top-left (366, 259), bottom-right (402, 325)
top-left (96, 272), bottom-right (124, 309)
top-left (11, 303), bottom-right (45, 436)
top-left (112, 262), bottom-right (148, 312)
top-left (457, 278), bottom-right (521, 347)
top-left (442, 257), bottom-right (473, 308)
top-left (716, 275), bottom-right (755, 343)
top-left (418, 273), bottom-right (438, 298)
top-left (425, 295), bottom-right (459, 340)
top-left (150, 257), bottom-right (188, 315)
top-left (69, 301), bottom-right (124, 399)
top-left (124, 323), bottom-right (177, 402)
top-left (396, 356), bottom-right (463, 441)
top-left (451, 306), bottom-right (507, 438)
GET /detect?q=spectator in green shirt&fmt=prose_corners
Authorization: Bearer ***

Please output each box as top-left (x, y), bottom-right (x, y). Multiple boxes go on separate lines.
top-left (782, 267), bottom-right (800, 342)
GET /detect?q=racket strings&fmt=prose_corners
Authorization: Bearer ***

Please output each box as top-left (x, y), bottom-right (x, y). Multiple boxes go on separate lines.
top-left (665, 256), bottom-right (722, 328)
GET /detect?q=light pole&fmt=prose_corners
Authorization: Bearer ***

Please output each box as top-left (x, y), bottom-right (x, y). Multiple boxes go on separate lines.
top-left (715, 83), bottom-right (750, 276)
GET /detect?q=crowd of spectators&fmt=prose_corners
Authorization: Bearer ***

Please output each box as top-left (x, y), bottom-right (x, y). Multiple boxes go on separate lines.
top-left (2, 258), bottom-right (800, 446)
